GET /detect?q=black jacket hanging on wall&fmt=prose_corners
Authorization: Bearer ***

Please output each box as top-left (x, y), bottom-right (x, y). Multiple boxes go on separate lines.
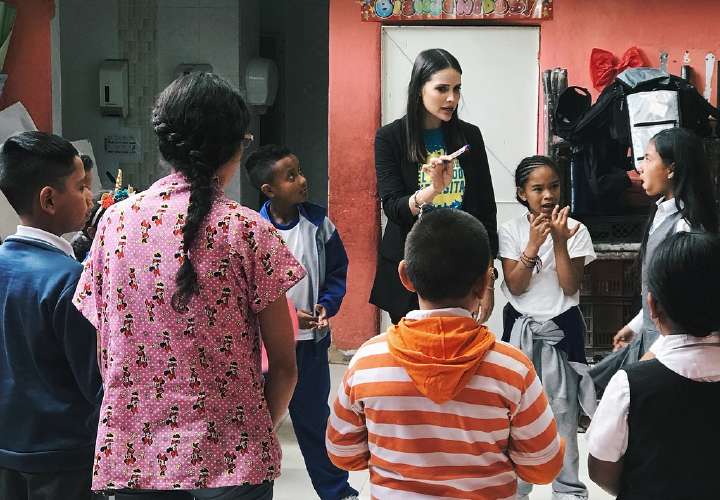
top-left (556, 68), bottom-right (718, 215)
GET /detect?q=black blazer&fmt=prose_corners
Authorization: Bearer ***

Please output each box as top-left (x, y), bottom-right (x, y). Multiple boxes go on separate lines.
top-left (370, 117), bottom-right (498, 317)
top-left (374, 116), bottom-right (498, 263)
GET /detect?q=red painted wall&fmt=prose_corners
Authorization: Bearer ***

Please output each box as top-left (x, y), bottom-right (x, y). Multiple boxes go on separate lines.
top-left (542, 0), bottom-right (720, 106)
top-left (0, 0), bottom-right (54, 132)
top-left (328, 2), bottom-right (381, 349)
top-left (328, 0), bottom-right (720, 349)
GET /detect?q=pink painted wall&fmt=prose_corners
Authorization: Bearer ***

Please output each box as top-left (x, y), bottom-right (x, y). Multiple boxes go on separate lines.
top-left (1, 0), bottom-right (54, 131)
top-left (329, 0), bottom-right (720, 349)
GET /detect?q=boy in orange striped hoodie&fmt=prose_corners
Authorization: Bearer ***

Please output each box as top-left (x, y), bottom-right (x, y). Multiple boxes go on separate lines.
top-left (326, 209), bottom-right (564, 499)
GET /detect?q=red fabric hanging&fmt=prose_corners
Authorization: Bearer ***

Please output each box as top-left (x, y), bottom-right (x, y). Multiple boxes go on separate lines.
top-left (590, 47), bottom-right (647, 90)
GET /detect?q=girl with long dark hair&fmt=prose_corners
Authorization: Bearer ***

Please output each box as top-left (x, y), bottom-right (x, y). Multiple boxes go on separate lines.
top-left (370, 48), bottom-right (498, 324)
top-left (587, 232), bottom-right (720, 499)
top-left (591, 127), bottom-right (719, 390)
top-left (74, 72), bottom-right (304, 499)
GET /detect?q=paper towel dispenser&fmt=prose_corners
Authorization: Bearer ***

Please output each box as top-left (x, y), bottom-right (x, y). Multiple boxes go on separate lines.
top-left (99, 60), bottom-right (129, 118)
top-left (245, 57), bottom-right (279, 109)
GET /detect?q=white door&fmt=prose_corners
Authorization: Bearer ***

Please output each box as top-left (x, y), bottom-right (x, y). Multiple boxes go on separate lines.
top-left (380, 26), bottom-right (539, 335)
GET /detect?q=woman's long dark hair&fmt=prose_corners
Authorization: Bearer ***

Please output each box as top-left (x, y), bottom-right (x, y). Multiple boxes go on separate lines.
top-left (639, 128), bottom-right (719, 260)
top-left (151, 72), bottom-right (250, 311)
top-left (405, 48), bottom-right (466, 164)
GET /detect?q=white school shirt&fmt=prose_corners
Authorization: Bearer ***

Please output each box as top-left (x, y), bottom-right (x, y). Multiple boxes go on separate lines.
top-left (276, 218), bottom-right (316, 341)
top-left (13, 225), bottom-right (75, 258)
top-left (498, 212), bottom-right (596, 322)
top-left (586, 332), bottom-right (720, 462)
top-left (626, 197), bottom-right (691, 333)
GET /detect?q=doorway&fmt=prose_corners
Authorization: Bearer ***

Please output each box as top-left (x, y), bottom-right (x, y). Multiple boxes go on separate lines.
top-left (380, 25), bottom-right (540, 334)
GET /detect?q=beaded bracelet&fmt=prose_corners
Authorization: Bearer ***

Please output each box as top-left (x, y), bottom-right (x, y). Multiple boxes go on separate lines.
top-left (412, 189), bottom-right (423, 209)
top-left (520, 252), bottom-right (543, 274)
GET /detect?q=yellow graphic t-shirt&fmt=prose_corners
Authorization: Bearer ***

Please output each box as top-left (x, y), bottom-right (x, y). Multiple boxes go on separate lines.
top-left (418, 128), bottom-right (465, 209)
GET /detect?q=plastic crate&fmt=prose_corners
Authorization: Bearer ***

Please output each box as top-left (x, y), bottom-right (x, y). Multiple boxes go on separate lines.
top-left (581, 260), bottom-right (638, 298)
top-left (581, 297), bottom-right (637, 350)
top-left (578, 215), bottom-right (648, 244)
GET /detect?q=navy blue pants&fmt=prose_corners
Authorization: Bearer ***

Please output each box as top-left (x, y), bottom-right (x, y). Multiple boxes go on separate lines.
top-left (0, 467), bottom-right (106, 500)
top-left (113, 482), bottom-right (271, 499)
top-left (289, 335), bottom-right (357, 500)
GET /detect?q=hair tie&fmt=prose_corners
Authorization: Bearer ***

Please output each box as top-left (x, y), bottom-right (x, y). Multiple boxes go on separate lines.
top-left (153, 122), bottom-right (169, 134)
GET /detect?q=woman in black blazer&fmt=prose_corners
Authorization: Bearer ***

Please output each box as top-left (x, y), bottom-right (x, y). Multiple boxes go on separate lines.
top-left (370, 48), bottom-right (498, 324)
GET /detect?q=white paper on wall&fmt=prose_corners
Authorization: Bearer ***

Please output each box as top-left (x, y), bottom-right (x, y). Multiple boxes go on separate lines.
top-left (72, 139), bottom-right (103, 194)
top-left (0, 102), bottom-right (36, 141)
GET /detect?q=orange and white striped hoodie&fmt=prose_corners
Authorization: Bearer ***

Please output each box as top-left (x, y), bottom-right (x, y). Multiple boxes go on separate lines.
top-left (326, 308), bottom-right (564, 499)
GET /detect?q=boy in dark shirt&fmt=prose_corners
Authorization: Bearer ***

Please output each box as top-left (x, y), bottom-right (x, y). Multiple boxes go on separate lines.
top-left (0, 131), bottom-right (101, 499)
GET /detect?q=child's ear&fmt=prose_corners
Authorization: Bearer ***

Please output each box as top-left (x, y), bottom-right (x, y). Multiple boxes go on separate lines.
top-left (667, 165), bottom-right (675, 179)
top-left (260, 183), bottom-right (274, 198)
top-left (647, 292), bottom-right (659, 319)
top-left (471, 268), bottom-right (490, 299)
top-left (38, 186), bottom-right (56, 215)
top-left (647, 292), bottom-right (668, 332)
top-left (516, 187), bottom-right (527, 202)
top-left (397, 260), bottom-right (417, 293)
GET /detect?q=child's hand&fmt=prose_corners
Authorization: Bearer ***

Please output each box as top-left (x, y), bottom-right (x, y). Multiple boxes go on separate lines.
top-left (421, 155), bottom-right (453, 195)
top-left (314, 304), bottom-right (329, 330)
top-left (612, 326), bottom-right (634, 351)
top-left (528, 213), bottom-right (551, 252)
top-left (549, 205), bottom-right (579, 243)
top-left (297, 309), bottom-right (318, 330)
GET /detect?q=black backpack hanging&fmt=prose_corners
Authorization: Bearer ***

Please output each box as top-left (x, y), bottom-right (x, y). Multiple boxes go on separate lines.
top-left (554, 68), bottom-right (718, 216)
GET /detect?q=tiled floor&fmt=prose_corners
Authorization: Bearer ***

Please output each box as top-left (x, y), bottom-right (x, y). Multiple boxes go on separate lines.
top-left (273, 364), bottom-right (612, 500)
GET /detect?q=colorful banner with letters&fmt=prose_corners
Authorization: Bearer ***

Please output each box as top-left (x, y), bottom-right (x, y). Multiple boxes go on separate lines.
top-left (360, 0), bottom-right (553, 21)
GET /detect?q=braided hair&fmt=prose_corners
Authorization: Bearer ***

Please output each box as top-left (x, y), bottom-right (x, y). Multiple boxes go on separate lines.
top-left (514, 155), bottom-right (560, 207)
top-left (152, 72), bottom-right (250, 311)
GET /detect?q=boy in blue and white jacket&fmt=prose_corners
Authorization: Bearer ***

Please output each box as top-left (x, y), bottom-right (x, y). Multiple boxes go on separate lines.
top-left (246, 145), bottom-right (357, 500)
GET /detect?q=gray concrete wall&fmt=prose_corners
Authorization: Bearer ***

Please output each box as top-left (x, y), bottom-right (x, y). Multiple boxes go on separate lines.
top-left (59, 0), bottom-right (122, 188)
top-left (260, 0), bottom-right (329, 208)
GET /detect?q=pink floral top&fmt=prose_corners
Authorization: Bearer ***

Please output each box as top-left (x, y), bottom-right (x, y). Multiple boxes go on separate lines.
top-left (73, 172), bottom-right (304, 491)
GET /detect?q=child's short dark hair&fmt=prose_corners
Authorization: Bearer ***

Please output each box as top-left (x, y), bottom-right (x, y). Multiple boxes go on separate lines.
top-left (80, 154), bottom-right (93, 172)
top-left (0, 131), bottom-right (79, 215)
top-left (648, 231), bottom-right (720, 336)
top-left (404, 209), bottom-right (490, 302)
top-left (244, 144), bottom-right (292, 190)
top-left (514, 155), bottom-right (560, 207)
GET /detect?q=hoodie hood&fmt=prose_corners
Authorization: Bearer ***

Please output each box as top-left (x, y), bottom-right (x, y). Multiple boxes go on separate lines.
top-left (387, 315), bottom-right (496, 404)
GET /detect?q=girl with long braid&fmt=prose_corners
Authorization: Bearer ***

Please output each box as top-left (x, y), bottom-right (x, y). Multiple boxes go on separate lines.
top-left (74, 73), bottom-right (304, 499)
top-left (589, 128), bottom-right (719, 391)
